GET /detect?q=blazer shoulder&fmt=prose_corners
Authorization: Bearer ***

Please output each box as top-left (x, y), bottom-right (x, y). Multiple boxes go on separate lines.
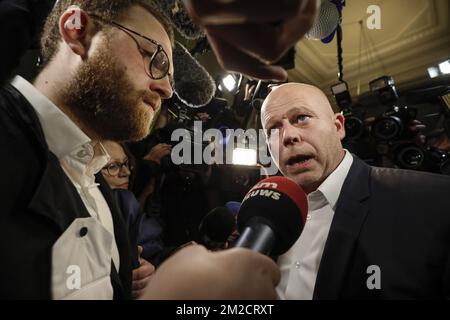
top-left (370, 166), bottom-right (450, 188)
top-left (368, 166), bottom-right (450, 212)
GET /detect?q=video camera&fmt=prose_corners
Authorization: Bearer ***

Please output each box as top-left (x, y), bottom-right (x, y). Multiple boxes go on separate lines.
top-left (330, 82), bottom-right (368, 141)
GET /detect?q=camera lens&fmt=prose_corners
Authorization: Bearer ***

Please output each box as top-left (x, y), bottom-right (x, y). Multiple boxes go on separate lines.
top-left (344, 116), bottom-right (364, 140)
top-left (373, 116), bottom-right (403, 140)
top-left (395, 145), bottom-right (425, 170)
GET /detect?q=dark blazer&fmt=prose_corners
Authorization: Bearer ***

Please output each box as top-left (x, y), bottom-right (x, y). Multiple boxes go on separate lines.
top-left (0, 83), bottom-right (132, 299)
top-left (113, 189), bottom-right (170, 268)
top-left (313, 157), bottom-right (450, 299)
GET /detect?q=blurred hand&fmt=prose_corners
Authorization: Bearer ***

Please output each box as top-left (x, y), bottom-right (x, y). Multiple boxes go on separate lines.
top-left (132, 246), bottom-right (156, 299)
top-left (139, 245), bottom-right (280, 300)
top-left (244, 82), bottom-right (257, 102)
top-left (143, 143), bottom-right (172, 164)
top-left (184, 0), bottom-right (319, 81)
top-left (408, 119), bottom-right (426, 145)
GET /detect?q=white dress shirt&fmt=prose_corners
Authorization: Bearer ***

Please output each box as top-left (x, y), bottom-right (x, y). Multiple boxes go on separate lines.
top-left (11, 76), bottom-right (120, 298)
top-left (277, 150), bottom-right (354, 300)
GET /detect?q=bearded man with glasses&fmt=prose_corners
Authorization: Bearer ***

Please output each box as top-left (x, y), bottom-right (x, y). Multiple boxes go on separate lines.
top-left (0, 0), bottom-right (279, 300)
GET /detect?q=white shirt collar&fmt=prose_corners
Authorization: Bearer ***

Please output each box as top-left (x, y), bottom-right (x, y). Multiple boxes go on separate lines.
top-left (10, 76), bottom-right (110, 182)
top-left (11, 76), bottom-right (90, 159)
top-left (307, 150), bottom-right (354, 210)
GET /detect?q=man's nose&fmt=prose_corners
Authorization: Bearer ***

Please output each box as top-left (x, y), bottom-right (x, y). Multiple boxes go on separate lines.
top-left (149, 76), bottom-right (173, 100)
top-left (282, 120), bottom-right (302, 146)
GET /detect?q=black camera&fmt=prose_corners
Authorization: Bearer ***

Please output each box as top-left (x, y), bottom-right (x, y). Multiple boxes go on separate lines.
top-left (392, 143), bottom-right (450, 174)
top-left (369, 76), bottom-right (418, 141)
top-left (331, 82), bottom-right (352, 110)
top-left (341, 103), bottom-right (368, 141)
top-left (331, 82), bottom-right (368, 141)
top-left (372, 106), bottom-right (418, 141)
top-left (369, 76), bottom-right (399, 105)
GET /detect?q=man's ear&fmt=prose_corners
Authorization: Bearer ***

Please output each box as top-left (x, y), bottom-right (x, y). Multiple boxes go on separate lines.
top-left (58, 6), bottom-right (96, 59)
top-left (335, 113), bottom-right (346, 141)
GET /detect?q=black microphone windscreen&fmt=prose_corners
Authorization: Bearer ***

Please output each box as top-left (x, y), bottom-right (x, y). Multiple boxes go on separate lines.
top-left (238, 176), bottom-right (308, 256)
top-left (173, 42), bottom-right (216, 108)
top-left (199, 207), bottom-right (236, 244)
top-left (154, 0), bottom-right (204, 40)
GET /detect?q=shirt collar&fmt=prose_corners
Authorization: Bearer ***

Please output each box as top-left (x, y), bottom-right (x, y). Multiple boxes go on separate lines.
top-left (11, 76), bottom-right (110, 183)
top-left (308, 150), bottom-right (354, 210)
top-left (60, 141), bottom-right (110, 188)
top-left (11, 76), bottom-right (90, 159)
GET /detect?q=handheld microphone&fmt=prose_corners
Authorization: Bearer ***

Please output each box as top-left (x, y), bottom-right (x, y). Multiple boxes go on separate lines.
top-left (234, 176), bottom-right (308, 256)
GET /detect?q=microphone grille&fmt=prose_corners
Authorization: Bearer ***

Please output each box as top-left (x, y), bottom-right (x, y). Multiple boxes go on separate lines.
top-left (306, 0), bottom-right (340, 40)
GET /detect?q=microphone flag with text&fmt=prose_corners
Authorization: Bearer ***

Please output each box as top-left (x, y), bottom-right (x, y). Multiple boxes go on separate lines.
top-left (235, 176), bottom-right (308, 256)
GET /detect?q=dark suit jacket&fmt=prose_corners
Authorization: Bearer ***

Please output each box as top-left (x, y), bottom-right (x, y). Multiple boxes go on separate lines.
top-left (0, 83), bottom-right (132, 299)
top-left (313, 157), bottom-right (450, 299)
top-left (113, 189), bottom-right (171, 268)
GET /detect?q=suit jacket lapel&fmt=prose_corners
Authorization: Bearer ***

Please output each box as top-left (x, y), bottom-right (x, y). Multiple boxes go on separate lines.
top-left (29, 164), bottom-right (132, 299)
top-left (28, 153), bottom-right (91, 232)
top-left (313, 157), bottom-right (371, 299)
top-left (11, 88), bottom-right (92, 231)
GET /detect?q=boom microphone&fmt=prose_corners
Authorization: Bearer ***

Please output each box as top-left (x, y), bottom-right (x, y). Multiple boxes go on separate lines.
top-left (234, 176), bottom-right (308, 256)
top-left (154, 0), bottom-right (204, 40)
top-left (172, 41), bottom-right (216, 108)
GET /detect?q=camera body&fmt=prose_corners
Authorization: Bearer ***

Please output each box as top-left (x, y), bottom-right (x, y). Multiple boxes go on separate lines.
top-left (372, 105), bottom-right (417, 141)
top-left (390, 144), bottom-right (450, 173)
top-left (342, 107), bottom-right (366, 141)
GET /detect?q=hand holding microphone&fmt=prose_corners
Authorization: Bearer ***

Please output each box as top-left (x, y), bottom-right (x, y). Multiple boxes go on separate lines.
top-left (140, 176), bottom-right (306, 299)
top-left (140, 245), bottom-right (280, 300)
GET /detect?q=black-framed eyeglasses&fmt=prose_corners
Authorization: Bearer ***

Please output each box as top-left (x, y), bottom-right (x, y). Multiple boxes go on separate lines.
top-left (102, 159), bottom-right (134, 177)
top-left (90, 15), bottom-right (173, 87)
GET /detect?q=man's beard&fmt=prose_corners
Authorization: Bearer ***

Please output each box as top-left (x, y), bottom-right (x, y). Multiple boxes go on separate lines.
top-left (61, 42), bottom-right (160, 142)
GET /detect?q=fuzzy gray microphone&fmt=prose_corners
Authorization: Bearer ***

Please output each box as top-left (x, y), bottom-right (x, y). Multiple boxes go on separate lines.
top-left (172, 41), bottom-right (216, 108)
top-left (153, 0), bottom-right (204, 40)
top-left (151, 0), bottom-right (215, 107)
